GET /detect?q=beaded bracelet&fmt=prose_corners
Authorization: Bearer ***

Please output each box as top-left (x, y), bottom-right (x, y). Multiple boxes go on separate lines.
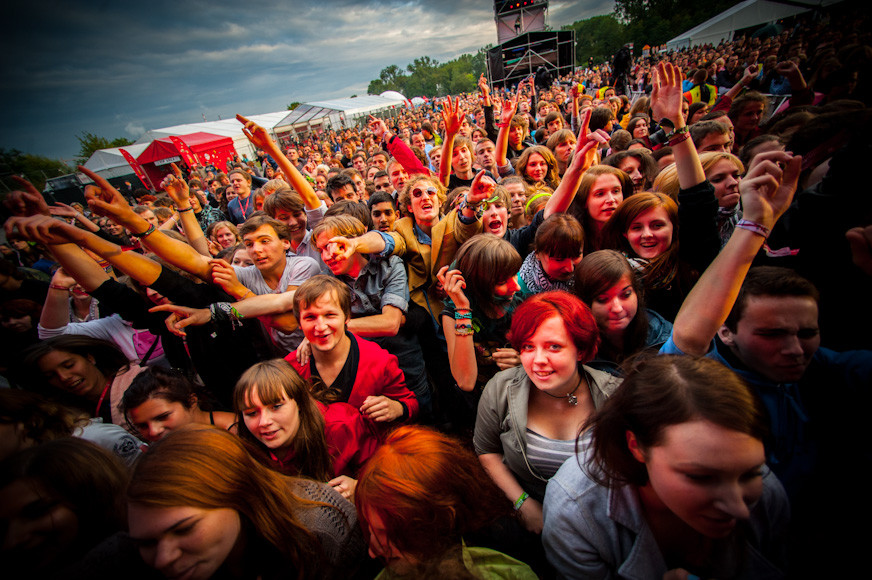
top-left (665, 124), bottom-right (689, 140)
top-left (455, 324), bottom-right (474, 337)
top-left (132, 223), bottom-right (156, 238)
top-left (458, 196), bottom-right (485, 220)
top-left (736, 219), bottom-right (770, 239)
top-left (669, 131), bottom-right (691, 147)
top-left (177, 206), bottom-right (194, 213)
top-left (514, 491), bottom-right (529, 511)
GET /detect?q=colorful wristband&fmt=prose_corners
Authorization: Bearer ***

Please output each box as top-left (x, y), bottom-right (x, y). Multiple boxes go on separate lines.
top-left (177, 206), bottom-right (194, 213)
top-left (668, 131), bottom-right (691, 147)
top-left (133, 223), bottom-right (156, 238)
top-left (736, 219), bottom-right (770, 239)
top-left (513, 491), bottom-right (529, 511)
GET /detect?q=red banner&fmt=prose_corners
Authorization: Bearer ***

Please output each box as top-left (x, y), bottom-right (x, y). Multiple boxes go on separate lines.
top-left (169, 135), bottom-right (201, 168)
top-left (119, 148), bottom-right (154, 190)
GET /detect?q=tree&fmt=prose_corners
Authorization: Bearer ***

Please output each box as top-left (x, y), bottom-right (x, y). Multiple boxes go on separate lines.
top-left (0, 148), bottom-right (73, 192)
top-left (563, 14), bottom-right (628, 65)
top-left (75, 132), bottom-right (134, 165)
top-left (287, 101), bottom-right (302, 111)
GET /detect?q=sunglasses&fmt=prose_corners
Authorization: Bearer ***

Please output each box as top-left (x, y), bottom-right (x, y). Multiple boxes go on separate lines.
top-left (411, 186), bottom-right (438, 198)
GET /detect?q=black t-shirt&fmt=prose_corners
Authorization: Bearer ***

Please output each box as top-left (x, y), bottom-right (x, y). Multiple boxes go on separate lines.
top-left (309, 331), bottom-right (360, 403)
top-left (448, 169), bottom-right (497, 191)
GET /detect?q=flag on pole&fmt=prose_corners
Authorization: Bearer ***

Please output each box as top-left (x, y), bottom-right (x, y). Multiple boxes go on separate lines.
top-left (119, 148), bottom-right (154, 190)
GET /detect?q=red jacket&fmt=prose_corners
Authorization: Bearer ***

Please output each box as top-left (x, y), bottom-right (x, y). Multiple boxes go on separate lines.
top-left (316, 401), bottom-right (380, 478)
top-left (286, 334), bottom-right (419, 422)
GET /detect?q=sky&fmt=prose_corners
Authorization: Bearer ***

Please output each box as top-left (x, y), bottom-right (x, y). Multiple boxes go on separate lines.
top-left (0, 0), bottom-right (613, 163)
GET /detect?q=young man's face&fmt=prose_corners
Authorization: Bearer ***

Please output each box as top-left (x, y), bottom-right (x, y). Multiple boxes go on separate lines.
top-left (371, 154), bottom-right (388, 171)
top-left (242, 224), bottom-right (291, 272)
top-left (353, 156), bottom-right (367, 173)
top-left (451, 145), bottom-right (472, 174)
top-left (229, 173), bottom-right (250, 197)
top-left (389, 164), bottom-right (409, 192)
top-left (374, 175), bottom-right (392, 193)
top-left (331, 184), bottom-right (360, 203)
top-left (298, 292), bottom-right (348, 354)
top-left (370, 202), bottom-right (397, 232)
top-left (718, 295), bottom-right (820, 383)
top-left (314, 231), bottom-right (353, 276)
top-left (272, 209), bottom-right (308, 240)
top-left (475, 141), bottom-right (496, 170)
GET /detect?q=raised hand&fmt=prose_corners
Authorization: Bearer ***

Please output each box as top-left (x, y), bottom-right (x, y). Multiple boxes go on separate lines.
top-left (5, 215), bottom-right (87, 246)
top-left (78, 166), bottom-right (138, 225)
top-left (650, 62), bottom-right (686, 126)
top-left (237, 114), bottom-right (275, 151)
top-left (48, 201), bottom-right (79, 219)
top-left (569, 108), bottom-right (607, 172)
top-left (477, 73), bottom-right (490, 98)
top-left (368, 115), bottom-right (390, 143)
top-left (739, 150), bottom-right (801, 230)
top-left (441, 95), bottom-right (464, 136)
top-left (149, 304), bottom-right (211, 337)
top-left (466, 170), bottom-right (497, 205)
top-left (436, 265), bottom-right (470, 310)
top-left (500, 92), bottom-right (519, 126)
top-left (160, 163), bottom-right (191, 208)
top-left (846, 225), bottom-right (872, 276)
top-left (3, 176), bottom-right (51, 217)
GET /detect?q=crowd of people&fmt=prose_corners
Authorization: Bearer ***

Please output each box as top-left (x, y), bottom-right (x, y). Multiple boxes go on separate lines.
top-left (2, 7), bottom-right (871, 578)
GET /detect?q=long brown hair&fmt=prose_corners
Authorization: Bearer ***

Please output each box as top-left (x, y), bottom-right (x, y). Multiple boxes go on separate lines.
top-left (515, 145), bottom-right (561, 190)
top-left (233, 359), bottom-right (333, 481)
top-left (127, 425), bottom-right (326, 579)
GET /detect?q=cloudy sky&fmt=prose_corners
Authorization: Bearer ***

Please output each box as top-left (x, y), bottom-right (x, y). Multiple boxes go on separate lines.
top-left (1, 0), bottom-right (613, 163)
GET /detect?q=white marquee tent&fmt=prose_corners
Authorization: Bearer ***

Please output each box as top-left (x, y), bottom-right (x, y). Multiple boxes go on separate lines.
top-left (81, 142), bottom-right (150, 179)
top-left (665, 0), bottom-right (842, 51)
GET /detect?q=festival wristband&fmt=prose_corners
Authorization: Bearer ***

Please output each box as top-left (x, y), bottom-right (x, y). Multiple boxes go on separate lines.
top-left (177, 206), bottom-right (194, 213)
top-left (514, 491), bottom-right (530, 511)
top-left (132, 223), bottom-right (156, 238)
top-left (49, 284), bottom-right (71, 291)
top-left (665, 125), bottom-right (689, 140)
top-left (455, 324), bottom-right (474, 337)
top-left (454, 310), bottom-right (472, 320)
top-left (458, 196), bottom-right (485, 220)
top-left (668, 132), bottom-right (691, 147)
top-left (736, 219), bottom-right (770, 239)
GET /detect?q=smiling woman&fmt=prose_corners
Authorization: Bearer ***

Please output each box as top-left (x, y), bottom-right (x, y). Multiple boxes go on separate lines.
top-left (22, 335), bottom-right (142, 428)
top-left (126, 425), bottom-right (367, 580)
top-left (542, 355), bottom-right (789, 578)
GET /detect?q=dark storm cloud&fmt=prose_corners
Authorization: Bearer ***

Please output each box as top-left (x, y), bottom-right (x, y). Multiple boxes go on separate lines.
top-left (0, 0), bottom-right (612, 161)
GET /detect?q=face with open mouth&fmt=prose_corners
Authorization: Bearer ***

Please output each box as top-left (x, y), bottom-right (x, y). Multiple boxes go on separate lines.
top-left (590, 274), bottom-right (639, 335)
top-left (624, 207), bottom-right (673, 260)
top-left (481, 200), bottom-right (508, 238)
top-left (241, 391), bottom-right (300, 454)
top-left (408, 180), bottom-right (441, 225)
top-left (37, 350), bottom-right (105, 399)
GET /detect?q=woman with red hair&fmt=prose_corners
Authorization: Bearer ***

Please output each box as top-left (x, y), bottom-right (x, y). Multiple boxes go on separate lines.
top-left (474, 291), bottom-right (622, 535)
top-left (355, 425), bottom-right (536, 578)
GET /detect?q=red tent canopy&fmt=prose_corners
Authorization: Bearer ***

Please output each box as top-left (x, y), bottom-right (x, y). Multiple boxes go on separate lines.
top-left (136, 132), bottom-right (237, 189)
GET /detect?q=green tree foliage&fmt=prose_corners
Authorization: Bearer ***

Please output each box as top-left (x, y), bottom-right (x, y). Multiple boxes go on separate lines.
top-left (75, 132), bottom-right (134, 165)
top-left (0, 148), bottom-right (73, 192)
top-left (367, 50), bottom-right (487, 97)
top-left (615, 0), bottom-right (741, 49)
top-left (287, 101), bottom-right (302, 111)
top-left (562, 14), bottom-right (629, 65)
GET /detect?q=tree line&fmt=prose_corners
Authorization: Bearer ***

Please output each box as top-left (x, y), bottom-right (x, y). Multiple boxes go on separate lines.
top-left (367, 1), bottom-right (740, 96)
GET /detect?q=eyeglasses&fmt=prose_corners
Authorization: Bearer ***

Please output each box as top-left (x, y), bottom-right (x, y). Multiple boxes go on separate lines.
top-left (411, 186), bottom-right (438, 198)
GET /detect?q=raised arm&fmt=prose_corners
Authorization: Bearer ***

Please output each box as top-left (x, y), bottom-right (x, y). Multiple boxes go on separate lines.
top-left (671, 151), bottom-right (802, 355)
top-left (160, 164), bottom-right (210, 257)
top-left (650, 62), bottom-right (705, 190)
top-left (438, 96), bottom-right (463, 186)
top-left (437, 265), bottom-right (478, 392)
top-left (236, 115), bottom-right (321, 210)
top-left (495, 92), bottom-right (519, 169)
top-left (542, 108), bottom-right (607, 218)
top-left (79, 166), bottom-right (212, 281)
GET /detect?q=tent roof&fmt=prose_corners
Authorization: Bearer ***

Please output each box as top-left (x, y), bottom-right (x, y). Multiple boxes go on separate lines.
top-left (665, 0), bottom-right (841, 50)
top-left (82, 143), bottom-right (150, 177)
top-left (275, 95), bottom-right (407, 130)
top-left (133, 111), bottom-right (290, 145)
top-left (137, 132), bottom-right (235, 165)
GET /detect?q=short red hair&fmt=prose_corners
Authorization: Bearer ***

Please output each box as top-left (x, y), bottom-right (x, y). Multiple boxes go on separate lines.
top-left (354, 426), bottom-right (510, 566)
top-left (509, 291), bottom-right (599, 362)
